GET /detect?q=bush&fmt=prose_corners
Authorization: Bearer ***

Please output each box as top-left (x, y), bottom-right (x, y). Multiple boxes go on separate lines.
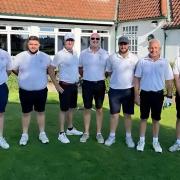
top-left (7, 74), bottom-right (18, 92)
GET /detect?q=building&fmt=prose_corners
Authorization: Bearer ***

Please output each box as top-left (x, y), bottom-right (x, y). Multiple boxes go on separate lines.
top-left (0, 0), bottom-right (179, 60)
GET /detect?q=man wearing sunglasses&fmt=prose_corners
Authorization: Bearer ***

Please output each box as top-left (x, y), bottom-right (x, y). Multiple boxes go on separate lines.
top-left (79, 33), bottom-right (109, 143)
top-left (105, 36), bottom-right (138, 147)
top-left (48, 32), bottom-right (82, 144)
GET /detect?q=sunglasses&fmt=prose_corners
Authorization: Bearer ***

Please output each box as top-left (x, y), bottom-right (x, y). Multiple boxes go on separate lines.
top-left (91, 37), bottom-right (100, 41)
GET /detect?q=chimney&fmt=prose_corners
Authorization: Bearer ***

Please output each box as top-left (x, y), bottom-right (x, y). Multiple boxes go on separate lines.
top-left (161, 0), bottom-right (167, 17)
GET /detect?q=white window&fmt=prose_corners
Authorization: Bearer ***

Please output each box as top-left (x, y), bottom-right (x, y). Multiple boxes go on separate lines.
top-left (123, 26), bottom-right (138, 54)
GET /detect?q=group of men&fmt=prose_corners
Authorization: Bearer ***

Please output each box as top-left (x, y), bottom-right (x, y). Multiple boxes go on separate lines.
top-left (0, 32), bottom-right (180, 153)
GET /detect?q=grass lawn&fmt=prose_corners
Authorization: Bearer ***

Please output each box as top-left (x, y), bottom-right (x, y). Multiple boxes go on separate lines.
top-left (0, 91), bottom-right (180, 180)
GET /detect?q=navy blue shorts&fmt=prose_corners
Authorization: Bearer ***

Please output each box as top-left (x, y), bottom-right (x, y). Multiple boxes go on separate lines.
top-left (108, 87), bottom-right (134, 115)
top-left (19, 87), bottom-right (48, 113)
top-left (140, 90), bottom-right (164, 121)
top-left (175, 92), bottom-right (180, 119)
top-left (0, 83), bottom-right (9, 113)
top-left (59, 81), bottom-right (78, 111)
top-left (82, 80), bottom-right (105, 109)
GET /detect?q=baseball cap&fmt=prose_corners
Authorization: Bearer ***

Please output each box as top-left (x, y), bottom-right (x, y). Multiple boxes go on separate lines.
top-left (64, 32), bottom-right (75, 41)
top-left (118, 36), bottom-right (129, 44)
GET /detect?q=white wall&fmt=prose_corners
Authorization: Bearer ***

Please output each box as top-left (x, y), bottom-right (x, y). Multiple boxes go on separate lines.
top-left (165, 29), bottom-right (180, 62)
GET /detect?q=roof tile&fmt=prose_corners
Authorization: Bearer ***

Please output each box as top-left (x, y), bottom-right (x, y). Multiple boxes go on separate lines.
top-left (0, 0), bottom-right (116, 21)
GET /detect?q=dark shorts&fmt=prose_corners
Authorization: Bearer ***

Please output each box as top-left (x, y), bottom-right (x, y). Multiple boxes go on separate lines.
top-left (108, 87), bottom-right (134, 115)
top-left (59, 81), bottom-right (78, 111)
top-left (82, 80), bottom-right (105, 109)
top-left (19, 87), bottom-right (48, 113)
top-left (140, 90), bottom-right (164, 121)
top-left (175, 92), bottom-right (180, 119)
top-left (0, 83), bottom-right (9, 113)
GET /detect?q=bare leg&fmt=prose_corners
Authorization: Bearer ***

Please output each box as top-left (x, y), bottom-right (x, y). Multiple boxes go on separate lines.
top-left (37, 112), bottom-right (45, 132)
top-left (96, 108), bottom-right (103, 134)
top-left (22, 113), bottom-right (31, 134)
top-left (83, 108), bottom-right (91, 134)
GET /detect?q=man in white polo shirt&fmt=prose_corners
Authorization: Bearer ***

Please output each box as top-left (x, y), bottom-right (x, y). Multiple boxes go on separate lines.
top-left (134, 39), bottom-right (173, 153)
top-left (0, 49), bottom-right (12, 149)
top-left (13, 36), bottom-right (50, 146)
top-left (104, 36), bottom-right (138, 147)
top-left (169, 57), bottom-right (180, 152)
top-left (48, 32), bottom-right (82, 143)
top-left (79, 33), bottom-right (109, 143)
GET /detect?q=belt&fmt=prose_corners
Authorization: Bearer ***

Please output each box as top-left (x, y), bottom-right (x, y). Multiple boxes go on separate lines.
top-left (83, 80), bottom-right (104, 83)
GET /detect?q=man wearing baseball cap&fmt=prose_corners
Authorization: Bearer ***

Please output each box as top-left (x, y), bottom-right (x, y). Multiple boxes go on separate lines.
top-left (105, 36), bottom-right (138, 148)
top-left (48, 32), bottom-right (82, 144)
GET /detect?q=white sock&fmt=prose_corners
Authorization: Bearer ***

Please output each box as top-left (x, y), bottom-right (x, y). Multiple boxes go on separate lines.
top-left (109, 132), bottom-right (115, 138)
top-left (153, 137), bottom-right (158, 143)
top-left (97, 132), bottom-right (101, 136)
top-left (176, 139), bottom-right (180, 144)
top-left (140, 136), bottom-right (145, 142)
top-left (126, 132), bottom-right (131, 138)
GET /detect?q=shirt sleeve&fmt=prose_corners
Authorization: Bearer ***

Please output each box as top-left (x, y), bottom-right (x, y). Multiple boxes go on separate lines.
top-left (106, 56), bottom-right (112, 72)
top-left (6, 52), bottom-right (12, 71)
top-left (134, 59), bottom-right (142, 78)
top-left (165, 61), bottom-right (174, 80)
top-left (51, 53), bottom-right (60, 68)
top-left (79, 53), bottom-right (83, 67)
top-left (12, 54), bottom-right (21, 70)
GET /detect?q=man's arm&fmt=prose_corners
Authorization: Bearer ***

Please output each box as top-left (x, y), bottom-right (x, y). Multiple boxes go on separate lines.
top-left (134, 76), bottom-right (141, 106)
top-left (165, 79), bottom-right (173, 97)
top-left (48, 65), bottom-right (64, 93)
top-left (174, 74), bottom-right (180, 96)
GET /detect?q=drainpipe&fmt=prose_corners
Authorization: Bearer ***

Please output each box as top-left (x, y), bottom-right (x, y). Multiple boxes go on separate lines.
top-left (163, 30), bottom-right (167, 58)
top-left (114, 0), bottom-right (120, 52)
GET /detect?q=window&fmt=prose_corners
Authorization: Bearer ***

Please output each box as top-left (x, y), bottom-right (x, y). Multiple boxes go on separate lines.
top-left (11, 26), bottom-right (28, 31)
top-left (81, 36), bottom-right (90, 51)
top-left (0, 34), bottom-right (7, 51)
top-left (58, 29), bottom-right (71, 32)
top-left (11, 34), bottom-right (28, 56)
top-left (100, 37), bottom-right (108, 51)
top-left (39, 35), bottom-right (55, 55)
top-left (40, 27), bottom-right (54, 32)
top-left (81, 30), bottom-right (93, 33)
top-left (123, 26), bottom-right (138, 54)
top-left (0, 26), bottom-right (6, 30)
top-left (58, 36), bottom-right (64, 51)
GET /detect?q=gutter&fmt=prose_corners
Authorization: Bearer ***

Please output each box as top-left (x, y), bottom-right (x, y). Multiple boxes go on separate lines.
top-left (0, 14), bottom-right (114, 26)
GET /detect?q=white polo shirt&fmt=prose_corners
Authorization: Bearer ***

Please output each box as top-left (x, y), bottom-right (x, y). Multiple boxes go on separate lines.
top-left (0, 49), bottom-right (12, 85)
top-left (106, 52), bottom-right (138, 89)
top-left (51, 48), bottom-right (79, 83)
top-left (13, 51), bottom-right (51, 91)
top-left (79, 47), bottom-right (109, 81)
top-left (173, 57), bottom-right (180, 75)
top-left (135, 56), bottom-right (173, 91)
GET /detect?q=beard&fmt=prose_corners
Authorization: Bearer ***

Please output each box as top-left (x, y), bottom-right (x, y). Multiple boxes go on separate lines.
top-left (28, 49), bottom-right (38, 54)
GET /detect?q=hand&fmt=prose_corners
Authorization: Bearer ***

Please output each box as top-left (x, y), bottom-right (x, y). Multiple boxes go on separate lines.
top-left (134, 95), bottom-right (140, 106)
top-left (163, 97), bottom-right (172, 109)
top-left (55, 84), bottom-right (64, 93)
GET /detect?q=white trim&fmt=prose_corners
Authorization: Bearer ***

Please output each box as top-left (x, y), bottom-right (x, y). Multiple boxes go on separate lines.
top-left (0, 15), bottom-right (114, 25)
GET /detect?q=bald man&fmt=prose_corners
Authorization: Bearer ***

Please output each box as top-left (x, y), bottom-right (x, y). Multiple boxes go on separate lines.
top-left (134, 39), bottom-right (173, 152)
top-left (79, 33), bottom-right (109, 143)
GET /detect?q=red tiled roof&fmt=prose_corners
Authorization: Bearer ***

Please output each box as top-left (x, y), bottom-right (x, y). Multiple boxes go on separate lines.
top-left (0, 0), bottom-right (116, 21)
top-left (118, 0), bottom-right (162, 21)
top-left (165, 0), bottom-right (180, 29)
